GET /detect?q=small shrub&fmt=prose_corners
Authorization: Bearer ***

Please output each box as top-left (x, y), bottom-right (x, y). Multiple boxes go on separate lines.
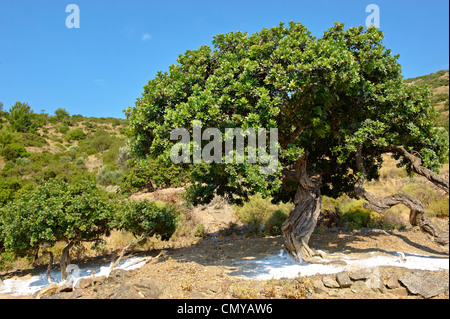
top-left (234, 194), bottom-right (293, 237)
top-left (20, 133), bottom-right (48, 147)
top-left (1, 144), bottom-right (28, 161)
top-left (85, 147), bottom-right (98, 155)
top-left (117, 146), bottom-right (132, 169)
top-left (54, 143), bottom-right (66, 151)
top-left (75, 156), bottom-right (86, 167)
top-left (341, 201), bottom-right (381, 230)
top-left (280, 279), bottom-right (312, 299)
top-left (317, 208), bottom-right (342, 228)
top-left (65, 128), bottom-right (86, 141)
top-left (15, 157), bottom-right (32, 167)
top-left (77, 130), bottom-right (115, 153)
top-left (102, 147), bottom-right (120, 167)
top-left (58, 125), bottom-right (70, 135)
top-left (194, 223), bottom-right (206, 238)
top-left (117, 199), bottom-right (178, 241)
top-left (97, 166), bottom-right (123, 186)
top-left (380, 211), bottom-right (407, 230)
top-left (427, 197), bottom-right (449, 217)
top-left (59, 155), bottom-right (72, 163)
top-left (0, 178), bottom-right (22, 205)
top-left (265, 210), bottom-right (288, 235)
top-left (91, 131), bottom-right (113, 153)
top-left (67, 145), bottom-right (81, 152)
top-left (231, 283), bottom-right (259, 299)
top-left (35, 168), bottom-right (57, 181)
top-left (321, 196), bottom-right (341, 213)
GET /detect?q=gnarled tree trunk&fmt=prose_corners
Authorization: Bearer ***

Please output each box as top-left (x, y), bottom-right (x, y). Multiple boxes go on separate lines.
top-left (282, 179), bottom-right (322, 262)
top-left (60, 241), bottom-right (74, 281)
top-left (281, 155), bottom-right (324, 262)
top-left (46, 251), bottom-right (55, 283)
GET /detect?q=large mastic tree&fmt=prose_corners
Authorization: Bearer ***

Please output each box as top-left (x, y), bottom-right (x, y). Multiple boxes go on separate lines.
top-left (126, 22), bottom-right (449, 262)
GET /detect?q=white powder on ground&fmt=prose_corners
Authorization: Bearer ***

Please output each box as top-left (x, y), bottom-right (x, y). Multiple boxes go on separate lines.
top-left (0, 256), bottom-right (146, 297)
top-left (2, 251), bottom-right (448, 296)
top-left (235, 250), bottom-right (449, 280)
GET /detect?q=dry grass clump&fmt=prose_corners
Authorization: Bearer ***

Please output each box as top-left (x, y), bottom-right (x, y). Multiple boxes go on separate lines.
top-left (234, 194), bottom-right (293, 237)
top-left (230, 277), bottom-right (314, 299)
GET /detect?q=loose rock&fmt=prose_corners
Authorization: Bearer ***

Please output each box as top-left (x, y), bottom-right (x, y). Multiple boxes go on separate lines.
top-left (110, 278), bottom-right (162, 299)
top-left (322, 275), bottom-right (340, 288)
top-left (385, 274), bottom-right (400, 289)
top-left (348, 268), bottom-right (372, 281)
top-left (400, 271), bottom-right (449, 299)
top-left (35, 281), bottom-right (73, 299)
top-left (365, 268), bottom-right (384, 292)
top-left (336, 272), bottom-right (352, 288)
top-left (75, 276), bottom-right (106, 289)
top-left (389, 287), bottom-right (409, 297)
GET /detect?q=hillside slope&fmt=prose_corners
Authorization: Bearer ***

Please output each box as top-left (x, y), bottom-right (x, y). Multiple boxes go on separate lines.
top-left (405, 69), bottom-right (449, 131)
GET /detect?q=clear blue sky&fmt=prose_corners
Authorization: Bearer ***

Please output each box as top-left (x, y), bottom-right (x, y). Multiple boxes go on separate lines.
top-left (0, 0), bottom-right (448, 119)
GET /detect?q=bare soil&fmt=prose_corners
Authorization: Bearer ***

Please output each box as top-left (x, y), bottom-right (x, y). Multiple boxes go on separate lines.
top-left (1, 223), bottom-right (448, 299)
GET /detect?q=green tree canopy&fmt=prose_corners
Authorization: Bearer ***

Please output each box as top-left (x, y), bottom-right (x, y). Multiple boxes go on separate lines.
top-left (126, 22), bottom-right (449, 260)
top-left (8, 101), bottom-right (37, 133)
top-left (54, 108), bottom-right (70, 121)
top-left (0, 178), bottom-right (115, 279)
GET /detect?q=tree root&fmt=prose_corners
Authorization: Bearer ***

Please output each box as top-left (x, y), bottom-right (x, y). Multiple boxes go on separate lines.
top-left (284, 238), bottom-right (348, 266)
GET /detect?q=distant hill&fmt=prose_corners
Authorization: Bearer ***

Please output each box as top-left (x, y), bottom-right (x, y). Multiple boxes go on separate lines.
top-left (405, 70), bottom-right (449, 131)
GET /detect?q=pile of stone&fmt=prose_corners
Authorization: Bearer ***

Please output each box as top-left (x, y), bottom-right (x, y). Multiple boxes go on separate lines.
top-left (314, 267), bottom-right (449, 299)
top-left (34, 268), bottom-right (163, 299)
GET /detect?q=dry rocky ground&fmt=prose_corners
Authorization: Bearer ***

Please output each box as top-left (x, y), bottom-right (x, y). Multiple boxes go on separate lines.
top-left (1, 155), bottom-right (449, 301)
top-left (1, 217), bottom-right (448, 300)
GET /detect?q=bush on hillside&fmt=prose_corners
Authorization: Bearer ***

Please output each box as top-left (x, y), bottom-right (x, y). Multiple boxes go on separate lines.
top-left (1, 143), bottom-right (28, 161)
top-left (234, 194), bottom-right (293, 236)
top-left (65, 128), bottom-right (87, 141)
top-left (340, 201), bottom-right (381, 230)
top-left (121, 157), bottom-right (191, 193)
top-left (97, 166), bottom-right (123, 186)
top-left (0, 178), bottom-right (116, 259)
top-left (116, 199), bottom-right (178, 241)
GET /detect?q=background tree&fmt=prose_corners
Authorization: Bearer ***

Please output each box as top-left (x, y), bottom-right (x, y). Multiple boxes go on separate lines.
top-left (8, 102), bottom-right (37, 133)
top-left (0, 178), bottom-right (116, 280)
top-left (0, 178), bottom-right (179, 281)
top-left (109, 200), bottom-right (177, 269)
top-left (126, 22), bottom-right (449, 262)
top-left (54, 108), bottom-right (70, 122)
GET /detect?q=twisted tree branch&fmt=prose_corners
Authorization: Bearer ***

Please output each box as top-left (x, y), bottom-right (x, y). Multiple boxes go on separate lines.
top-left (354, 146), bottom-right (449, 246)
top-left (383, 145), bottom-right (449, 194)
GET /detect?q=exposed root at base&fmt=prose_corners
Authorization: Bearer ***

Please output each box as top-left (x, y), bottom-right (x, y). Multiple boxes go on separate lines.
top-left (285, 239), bottom-right (348, 266)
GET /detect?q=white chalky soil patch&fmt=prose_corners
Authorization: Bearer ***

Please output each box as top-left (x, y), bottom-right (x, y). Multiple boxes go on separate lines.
top-left (234, 250), bottom-right (449, 280)
top-left (0, 256), bottom-right (146, 296)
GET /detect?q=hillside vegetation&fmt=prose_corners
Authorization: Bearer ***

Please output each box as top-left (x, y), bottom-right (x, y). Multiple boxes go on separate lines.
top-left (405, 69), bottom-right (449, 131)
